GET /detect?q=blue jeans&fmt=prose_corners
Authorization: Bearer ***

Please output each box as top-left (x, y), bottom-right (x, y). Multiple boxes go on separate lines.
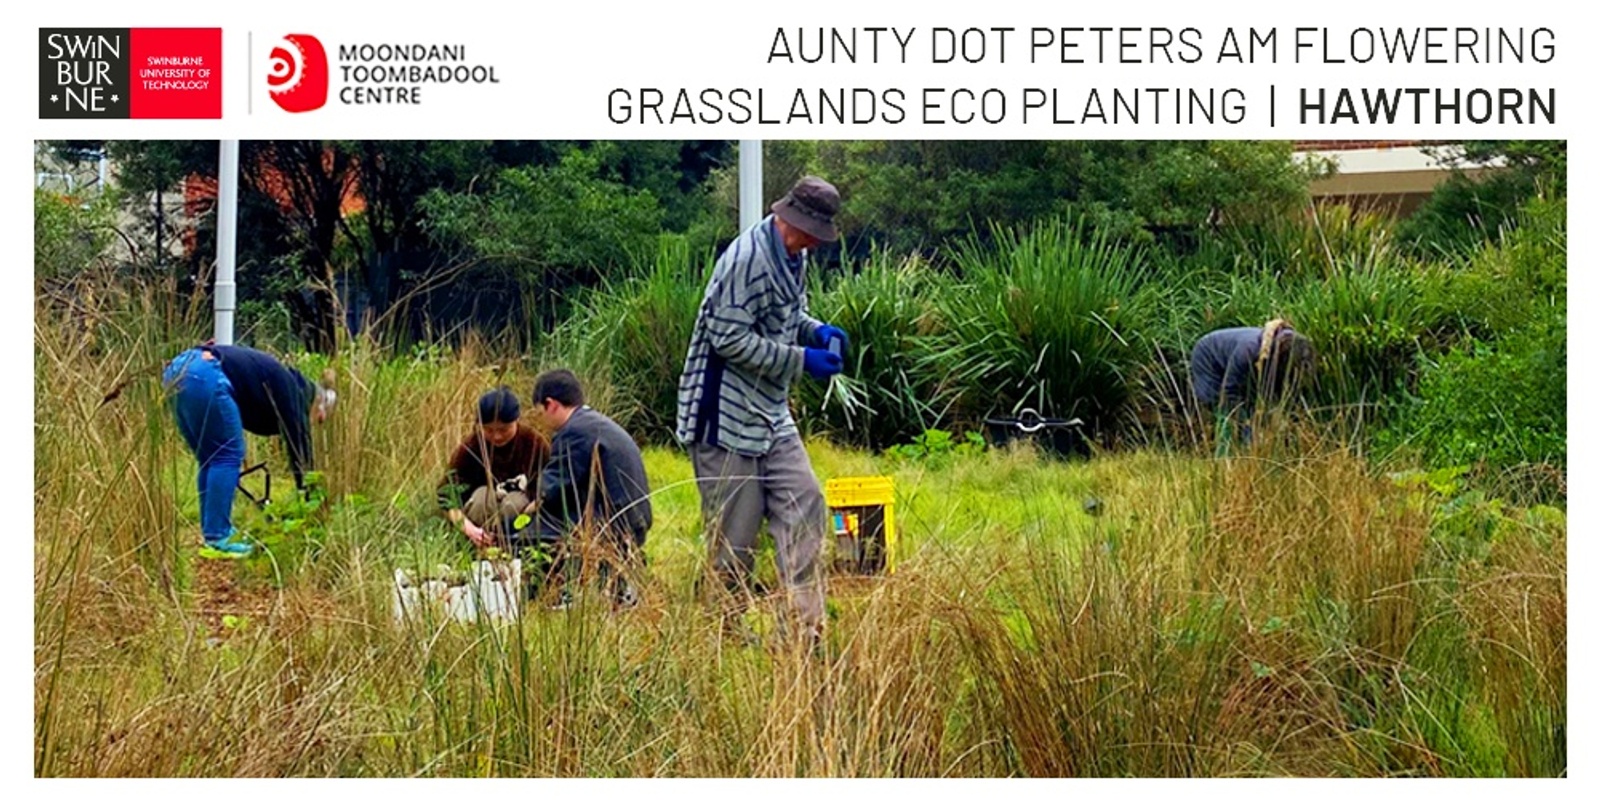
top-left (163, 349), bottom-right (246, 544)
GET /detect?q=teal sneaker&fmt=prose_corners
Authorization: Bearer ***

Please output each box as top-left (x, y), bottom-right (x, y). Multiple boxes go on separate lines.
top-left (200, 534), bottom-right (254, 559)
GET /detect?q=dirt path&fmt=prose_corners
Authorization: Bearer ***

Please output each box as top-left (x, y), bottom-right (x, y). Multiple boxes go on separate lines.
top-left (192, 559), bottom-right (279, 637)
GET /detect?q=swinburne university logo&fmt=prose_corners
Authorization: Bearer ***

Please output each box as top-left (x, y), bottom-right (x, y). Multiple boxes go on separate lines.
top-left (39, 28), bottom-right (222, 119)
top-left (267, 34), bottom-right (328, 112)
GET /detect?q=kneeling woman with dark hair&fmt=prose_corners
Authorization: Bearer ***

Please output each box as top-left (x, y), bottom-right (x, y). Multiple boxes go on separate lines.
top-left (438, 386), bottom-right (552, 548)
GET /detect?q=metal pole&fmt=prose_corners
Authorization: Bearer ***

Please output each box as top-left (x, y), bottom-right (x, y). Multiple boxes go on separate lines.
top-left (214, 140), bottom-right (239, 346)
top-left (739, 140), bottom-right (763, 232)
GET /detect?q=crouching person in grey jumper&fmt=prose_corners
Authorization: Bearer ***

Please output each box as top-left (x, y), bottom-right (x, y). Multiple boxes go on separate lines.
top-left (521, 370), bottom-right (652, 610)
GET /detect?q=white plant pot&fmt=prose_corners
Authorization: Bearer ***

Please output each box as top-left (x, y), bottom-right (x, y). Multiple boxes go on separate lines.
top-left (393, 560), bottom-right (522, 625)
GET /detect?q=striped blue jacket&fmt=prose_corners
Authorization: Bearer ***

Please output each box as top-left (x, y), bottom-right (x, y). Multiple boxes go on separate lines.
top-left (675, 215), bottom-right (824, 456)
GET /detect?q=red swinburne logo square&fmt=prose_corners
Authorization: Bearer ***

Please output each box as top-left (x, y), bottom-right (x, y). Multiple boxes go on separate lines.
top-left (128, 28), bottom-right (221, 118)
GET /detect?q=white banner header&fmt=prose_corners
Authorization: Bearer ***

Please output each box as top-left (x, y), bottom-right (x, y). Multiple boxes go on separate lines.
top-left (21, 0), bottom-right (1583, 139)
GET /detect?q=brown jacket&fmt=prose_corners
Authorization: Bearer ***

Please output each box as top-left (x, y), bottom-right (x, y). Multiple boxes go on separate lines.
top-left (437, 426), bottom-right (551, 510)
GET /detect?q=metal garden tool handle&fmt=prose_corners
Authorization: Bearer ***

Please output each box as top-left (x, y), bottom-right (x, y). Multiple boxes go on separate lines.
top-left (237, 462), bottom-right (271, 508)
top-left (1016, 408), bottom-right (1046, 434)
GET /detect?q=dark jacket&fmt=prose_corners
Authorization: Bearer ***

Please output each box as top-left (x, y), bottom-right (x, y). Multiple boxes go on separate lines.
top-left (206, 344), bottom-right (317, 487)
top-left (437, 426), bottom-right (551, 509)
top-left (1190, 327), bottom-right (1264, 409)
top-left (535, 406), bottom-right (653, 546)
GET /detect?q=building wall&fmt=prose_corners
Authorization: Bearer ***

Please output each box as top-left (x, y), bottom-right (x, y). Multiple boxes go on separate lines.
top-left (1292, 140), bottom-right (1501, 218)
top-left (33, 142), bottom-right (191, 267)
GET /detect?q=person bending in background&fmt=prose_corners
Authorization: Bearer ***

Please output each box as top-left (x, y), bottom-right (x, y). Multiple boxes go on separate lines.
top-left (162, 343), bottom-right (337, 558)
top-left (439, 386), bottom-right (551, 548)
top-left (1190, 318), bottom-right (1316, 450)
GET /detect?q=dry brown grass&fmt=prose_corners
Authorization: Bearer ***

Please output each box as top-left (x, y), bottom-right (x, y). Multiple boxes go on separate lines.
top-left (34, 284), bottom-right (1565, 777)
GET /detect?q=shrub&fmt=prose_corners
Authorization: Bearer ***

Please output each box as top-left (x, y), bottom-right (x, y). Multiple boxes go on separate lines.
top-left (420, 146), bottom-right (666, 310)
top-left (794, 251), bottom-right (953, 449)
top-left (35, 187), bottom-right (122, 278)
top-left (1399, 168), bottom-right (1559, 260)
top-left (1380, 194), bottom-right (1566, 491)
top-left (1420, 194), bottom-right (1566, 346)
top-left (558, 235), bottom-right (710, 441)
top-left (1284, 265), bottom-right (1432, 413)
top-left (1379, 317), bottom-right (1565, 479)
top-left (925, 216), bottom-right (1153, 440)
top-left (884, 428), bottom-right (987, 469)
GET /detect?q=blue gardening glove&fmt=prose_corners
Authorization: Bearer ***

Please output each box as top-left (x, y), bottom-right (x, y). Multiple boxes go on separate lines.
top-left (814, 324), bottom-right (849, 357)
top-left (803, 347), bottom-right (844, 380)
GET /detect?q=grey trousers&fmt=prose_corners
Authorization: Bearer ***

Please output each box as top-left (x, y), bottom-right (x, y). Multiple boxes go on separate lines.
top-left (465, 485), bottom-right (530, 534)
top-left (691, 435), bottom-right (826, 635)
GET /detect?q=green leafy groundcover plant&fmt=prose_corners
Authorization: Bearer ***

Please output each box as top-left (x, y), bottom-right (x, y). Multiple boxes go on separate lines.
top-left (885, 428), bottom-right (987, 468)
top-left (1381, 320), bottom-right (1565, 473)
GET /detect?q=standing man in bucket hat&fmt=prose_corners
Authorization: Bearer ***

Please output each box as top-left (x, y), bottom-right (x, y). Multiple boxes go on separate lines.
top-left (675, 175), bottom-right (848, 651)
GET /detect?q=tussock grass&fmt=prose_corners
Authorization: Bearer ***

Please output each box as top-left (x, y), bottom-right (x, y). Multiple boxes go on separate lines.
top-left (34, 282), bottom-right (1564, 777)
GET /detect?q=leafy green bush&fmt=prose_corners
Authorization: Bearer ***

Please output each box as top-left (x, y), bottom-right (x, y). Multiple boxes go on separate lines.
top-left (1398, 173), bottom-right (1531, 258)
top-left (34, 187), bottom-right (121, 278)
top-left (1421, 195), bottom-right (1566, 345)
top-left (1495, 194), bottom-right (1567, 299)
top-left (1379, 194), bottom-right (1565, 488)
top-left (926, 217), bottom-right (1153, 438)
top-left (234, 471), bottom-right (330, 584)
top-left (420, 145), bottom-right (665, 304)
top-left (884, 428), bottom-right (987, 468)
top-left (1397, 142), bottom-right (1564, 259)
top-left (1379, 318), bottom-right (1565, 475)
top-left (1389, 464), bottom-right (1566, 562)
top-left (803, 140), bottom-right (1324, 253)
top-left (558, 235), bottom-right (710, 441)
top-left (795, 252), bottom-right (953, 449)
top-left (1285, 265), bottom-right (1433, 412)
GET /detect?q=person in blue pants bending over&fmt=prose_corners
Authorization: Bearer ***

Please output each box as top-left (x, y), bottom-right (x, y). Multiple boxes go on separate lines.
top-left (1189, 318), bottom-right (1316, 452)
top-left (162, 343), bottom-right (337, 557)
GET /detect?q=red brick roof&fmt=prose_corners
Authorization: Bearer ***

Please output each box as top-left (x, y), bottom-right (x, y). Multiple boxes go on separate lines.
top-left (1292, 140), bottom-right (1452, 151)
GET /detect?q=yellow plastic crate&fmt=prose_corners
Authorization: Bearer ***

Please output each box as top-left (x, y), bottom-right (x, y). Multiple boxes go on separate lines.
top-left (825, 476), bottom-right (896, 575)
